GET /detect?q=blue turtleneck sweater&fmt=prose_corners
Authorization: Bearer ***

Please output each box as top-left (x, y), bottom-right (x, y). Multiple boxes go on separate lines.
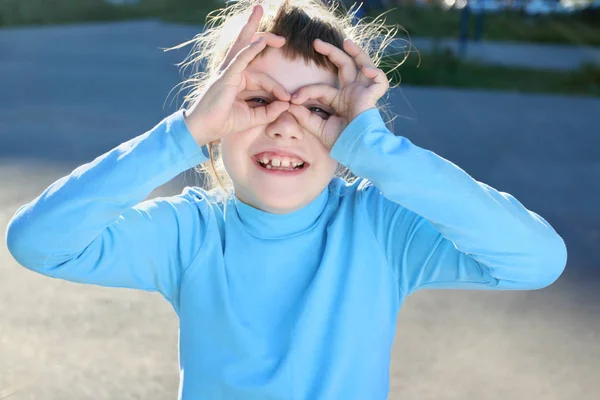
top-left (6, 109), bottom-right (567, 399)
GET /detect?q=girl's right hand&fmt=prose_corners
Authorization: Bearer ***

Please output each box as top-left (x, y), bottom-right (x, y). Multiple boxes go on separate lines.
top-left (184, 5), bottom-right (291, 147)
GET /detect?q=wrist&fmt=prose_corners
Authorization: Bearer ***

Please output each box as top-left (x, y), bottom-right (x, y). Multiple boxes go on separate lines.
top-left (348, 105), bottom-right (377, 123)
top-left (183, 109), bottom-right (215, 148)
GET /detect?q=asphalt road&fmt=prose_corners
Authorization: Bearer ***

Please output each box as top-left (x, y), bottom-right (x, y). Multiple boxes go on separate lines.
top-left (1, 21), bottom-right (599, 400)
top-left (407, 37), bottom-right (600, 71)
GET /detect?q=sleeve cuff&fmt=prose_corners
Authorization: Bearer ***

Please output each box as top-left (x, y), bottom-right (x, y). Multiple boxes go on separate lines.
top-left (167, 110), bottom-right (210, 168)
top-left (330, 108), bottom-right (387, 166)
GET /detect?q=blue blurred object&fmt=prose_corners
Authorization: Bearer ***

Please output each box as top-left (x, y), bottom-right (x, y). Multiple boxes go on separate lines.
top-left (458, 0), bottom-right (486, 50)
top-left (334, 0), bottom-right (385, 21)
top-left (458, 3), bottom-right (471, 57)
top-left (472, 0), bottom-right (485, 42)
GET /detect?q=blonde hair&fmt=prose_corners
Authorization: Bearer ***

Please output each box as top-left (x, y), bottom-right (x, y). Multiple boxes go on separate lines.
top-left (168, 0), bottom-right (405, 195)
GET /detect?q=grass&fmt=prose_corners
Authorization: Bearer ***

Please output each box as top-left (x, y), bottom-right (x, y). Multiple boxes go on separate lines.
top-left (0, 0), bottom-right (127, 26)
top-left (368, 5), bottom-right (600, 47)
top-left (384, 49), bottom-right (600, 97)
top-left (0, 0), bottom-right (220, 27)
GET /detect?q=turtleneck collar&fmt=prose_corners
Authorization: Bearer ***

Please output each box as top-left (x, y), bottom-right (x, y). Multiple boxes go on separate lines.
top-left (231, 186), bottom-right (330, 239)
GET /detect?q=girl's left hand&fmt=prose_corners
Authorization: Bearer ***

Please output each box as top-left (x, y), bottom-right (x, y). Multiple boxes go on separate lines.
top-left (287, 38), bottom-right (389, 150)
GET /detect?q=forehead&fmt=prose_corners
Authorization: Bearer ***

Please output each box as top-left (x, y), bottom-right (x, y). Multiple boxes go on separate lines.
top-left (246, 47), bottom-right (338, 93)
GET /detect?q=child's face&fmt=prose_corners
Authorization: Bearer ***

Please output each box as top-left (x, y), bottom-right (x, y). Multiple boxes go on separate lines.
top-left (221, 47), bottom-right (339, 214)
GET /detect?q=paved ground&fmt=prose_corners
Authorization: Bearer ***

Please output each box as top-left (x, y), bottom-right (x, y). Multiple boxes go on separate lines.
top-left (1, 21), bottom-right (599, 400)
top-left (406, 37), bottom-right (600, 71)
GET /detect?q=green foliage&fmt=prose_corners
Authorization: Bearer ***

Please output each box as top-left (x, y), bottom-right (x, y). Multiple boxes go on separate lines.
top-left (136, 0), bottom-right (222, 22)
top-left (0, 0), bottom-right (117, 26)
top-left (0, 0), bottom-right (221, 26)
top-left (565, 63), bottom-right (600, 94)
top-left (369, 6), bottom-right (600, 46)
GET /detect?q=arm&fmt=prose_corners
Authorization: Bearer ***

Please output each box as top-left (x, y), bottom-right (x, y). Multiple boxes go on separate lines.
top-left (331, 109), bottom-right (567, 296)
top-left (5, 111), bottom-right (210, 310)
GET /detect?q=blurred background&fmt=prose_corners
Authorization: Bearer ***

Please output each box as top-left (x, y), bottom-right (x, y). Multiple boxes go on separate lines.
top-left (1, 0), bottom-right (599, 399)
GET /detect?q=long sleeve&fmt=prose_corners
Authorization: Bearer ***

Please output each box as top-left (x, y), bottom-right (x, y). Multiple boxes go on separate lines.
top-left (330, 108), bottom-right (567, 297)
top-left (5, 111), bottom-right (210, 310)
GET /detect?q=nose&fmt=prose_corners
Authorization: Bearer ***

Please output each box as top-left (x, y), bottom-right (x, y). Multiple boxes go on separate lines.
top-left (265, 111), bottom-right (304, 141)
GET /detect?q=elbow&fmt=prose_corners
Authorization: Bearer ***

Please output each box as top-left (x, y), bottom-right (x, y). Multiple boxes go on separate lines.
top-left (5, 214), bottom-right (44, 271)
top-left (6, 216), bottom-right (29, 267)
top-left (526, 234), bottom-right (568, 290)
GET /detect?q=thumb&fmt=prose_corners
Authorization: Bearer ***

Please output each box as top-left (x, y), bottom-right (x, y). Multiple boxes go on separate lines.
top-left (223, 37), bottom-right (268, 78)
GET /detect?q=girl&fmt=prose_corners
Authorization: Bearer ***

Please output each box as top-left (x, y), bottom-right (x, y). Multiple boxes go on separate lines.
top-left (6, 1), bottom-right (567, 399)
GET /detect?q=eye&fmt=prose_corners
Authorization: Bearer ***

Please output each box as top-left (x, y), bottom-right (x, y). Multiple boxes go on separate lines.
top-left (308, 106), bottom-right (331, 120)
top-left (246, 97), bottom-right (270, 107)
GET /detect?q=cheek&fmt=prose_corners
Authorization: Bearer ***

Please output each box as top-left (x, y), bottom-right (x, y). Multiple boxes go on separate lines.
top-left (221, 130), bottom-right (257, 174)
top-left (311, 139), bottom-right (337, 171)
top-left (221, 132), bottom-right (244, 156)
top-left (311, 147), bottom-right (338, 177)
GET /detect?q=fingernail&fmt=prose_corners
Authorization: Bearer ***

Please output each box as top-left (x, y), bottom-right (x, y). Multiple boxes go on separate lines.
top-left (291, 93), bottom-right (299, 99)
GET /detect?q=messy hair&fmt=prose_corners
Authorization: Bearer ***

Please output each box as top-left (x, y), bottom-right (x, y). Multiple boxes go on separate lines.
top-left (168, 0), bottom-right (404, 195)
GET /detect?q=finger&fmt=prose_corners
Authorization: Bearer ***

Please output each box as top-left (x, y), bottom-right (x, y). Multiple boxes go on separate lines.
top-left (220, 5), bottom-right (263, 71)
top-left (245, 71), bottom-right (291, 101)
top-left (223, 32), bottom-right (286, 72)
top-left (343, 39), bottom-right (376, 85)
top-left (251, 32), bottom-right (286, 48)
top-left (251, 100), bottom-right (290, 126)
top-left (290, 84), bottom-right (338, 107)
top-left (313, 39), bottom-right (358, 85)
top-left (343, 39), bottom-right (376, 69)
top-left (224, 37), bottom-right (268, 76)
top-left (362, 66), bottom-right (389, 99)
top-left (288, 104), bottom-right (326, 137)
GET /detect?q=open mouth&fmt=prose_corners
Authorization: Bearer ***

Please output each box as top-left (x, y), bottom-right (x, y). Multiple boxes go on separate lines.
top-left (253, 152), bottom-right (309, 172)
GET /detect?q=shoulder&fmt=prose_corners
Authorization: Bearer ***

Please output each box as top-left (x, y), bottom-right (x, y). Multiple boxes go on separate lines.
top-left (138, 186), bottom-right (225, 221)
top-left (327, 177), bottom-right (387, 222)
top-left (179, 186), bottom-right (221, 204)
top-left (329, 177), bottom-right (410, 228)
top-left (329, 177), bottom-right (383, 206)
top-left (177, 186), bottom-right (229, 214)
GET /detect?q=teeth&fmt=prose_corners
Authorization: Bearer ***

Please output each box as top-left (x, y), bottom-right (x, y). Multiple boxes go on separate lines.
top-left (256, 153), bottom-right (306, 169)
